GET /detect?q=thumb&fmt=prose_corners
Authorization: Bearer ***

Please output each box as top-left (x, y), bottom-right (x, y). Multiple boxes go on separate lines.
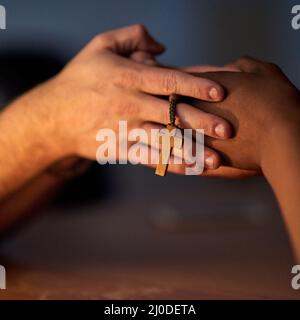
top-left (130, 51), bottom-right (159, 66)
top-left (96, 24), bottom-right (165, 55)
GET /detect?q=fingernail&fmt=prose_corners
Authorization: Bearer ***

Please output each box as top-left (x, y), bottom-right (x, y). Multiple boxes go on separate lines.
top-left (205, 156), bottom-right (214, 168)
top-left (209, 87), bottom-right (220, 100)
top-left (215, 124), bottom-right (226, 138)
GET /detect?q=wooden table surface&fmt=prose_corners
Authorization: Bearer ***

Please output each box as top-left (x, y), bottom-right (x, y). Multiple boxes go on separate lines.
top-left (0, 195), bottom-right (299, 300)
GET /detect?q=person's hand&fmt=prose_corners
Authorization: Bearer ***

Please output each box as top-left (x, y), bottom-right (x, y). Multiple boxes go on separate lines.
top-left (22, 24), bottom-right (232, 170)
top-left (181, 58), bottom-right (257, 178)
top-left (188, 57), bottom-right (300, 174)
top-left (190, 57), bottom-right (300, 262)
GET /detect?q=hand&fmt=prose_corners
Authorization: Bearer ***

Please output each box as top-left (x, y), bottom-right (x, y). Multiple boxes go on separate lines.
top-left (190, 57), bottom-right (300, 262)
top-left (189, 57), bottom-right (300, 174)
top-left (22, 24), bottom-right (233, 170)
top-left (182, 58), bottom-right (258, 178)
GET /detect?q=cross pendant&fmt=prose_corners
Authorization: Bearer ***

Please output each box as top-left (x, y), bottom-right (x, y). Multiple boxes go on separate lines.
top-left (155, 124), bottom-right (183, 176)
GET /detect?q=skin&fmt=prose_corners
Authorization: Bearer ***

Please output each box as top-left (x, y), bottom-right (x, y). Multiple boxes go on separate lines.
top-left (192, 57), bottom-right (300, 262)
top-left (3, 22), bottom-right (299, 266)
top-left (0, 25), bottom-right (230, 230)
top-left (0, 28), bottom-right (299, 266)
top-left (147, 57), bottom-right (300, 261)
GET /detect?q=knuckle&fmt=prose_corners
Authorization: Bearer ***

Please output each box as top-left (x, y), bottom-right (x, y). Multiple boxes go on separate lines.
top-left (115, 68), bottom-right (140, 88)
top-left (133, 24), bottom-right (147, 36)
top-left (117, 101), bottom-right (140, 118)
top-left (236, 56), bottom-right (262, 72)
top-left (264, 62), bottom-right (281, 73)
top-left (236, 56), bottom-right (250, 65)
top-left (199, 114), bottom-right (217, 135)
top-left (90, 33), bottom-right (111, 48)
top-left (91, 34), bottom-right (102, 43)
top-left (162, 72), bottom-right (178, 94)
top-left (237, 56), bottom-right (254, 67)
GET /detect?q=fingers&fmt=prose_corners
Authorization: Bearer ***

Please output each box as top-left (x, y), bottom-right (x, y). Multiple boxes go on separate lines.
top-left (227, 56), bottom-right (285, 79)
top-left (134, 93), bottom-right (232, 139)
top-left (141, 122), bottom-right (221, 170)
top-left (91, 26), bottom-right (226, 102)
top-left (182, 56), bottom-right (276, 73)
top-left (136, 65), bottom-right (225, 101)
top-left (182, 57), bottom-right (280, 76)
top-left (227, 56), bottom-right (278, 74)
top-left (183, 57), bottom-right (283, 78)
top-left (182, 65), bottom-right (241, 73)
top-left (231, 56), bottom-right (265, 73)
top-left (201, 166), bottom-right (259, 178)
top-left (139, 147), bottom-right (220, 173)
top-left (93, 24), bottom-right (165, 55)
top-left (130, 51), bottom-right (158, 66)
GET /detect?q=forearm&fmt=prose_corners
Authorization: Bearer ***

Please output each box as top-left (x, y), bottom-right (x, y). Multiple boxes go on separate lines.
top-left (0, 86), bottom-right (64, 200)
top-left (262, 125), bottom-right (300, 262)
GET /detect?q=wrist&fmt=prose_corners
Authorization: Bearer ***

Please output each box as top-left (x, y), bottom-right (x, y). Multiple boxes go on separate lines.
top-left (261, 93), bottom-right (300, 173)
top-left (46, 157), bottom-right (92, 180)
top-left (261, 111), bottom-right (300, 182)
top-left (18, 79), bottom-right (75, 161)
top-left (260, 108), bottom-right (300, 262)
top-left (4, 88), bottom-right (69, 166)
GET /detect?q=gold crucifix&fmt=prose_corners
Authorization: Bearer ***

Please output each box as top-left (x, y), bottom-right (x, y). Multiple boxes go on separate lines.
top-left (155, 94), bottom-right (183, 176)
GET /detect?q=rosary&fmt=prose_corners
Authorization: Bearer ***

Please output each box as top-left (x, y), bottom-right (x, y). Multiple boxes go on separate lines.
top-left (155, 94), bottom-right (183, 176)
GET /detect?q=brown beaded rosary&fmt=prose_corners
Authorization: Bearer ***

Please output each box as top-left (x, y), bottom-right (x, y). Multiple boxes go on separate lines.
top-left (155, 94), bottom-right (183, 176)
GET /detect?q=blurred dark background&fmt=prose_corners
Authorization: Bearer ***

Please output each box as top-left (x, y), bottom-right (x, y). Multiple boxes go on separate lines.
top-left (0, 0), bottom-right (299, 299)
